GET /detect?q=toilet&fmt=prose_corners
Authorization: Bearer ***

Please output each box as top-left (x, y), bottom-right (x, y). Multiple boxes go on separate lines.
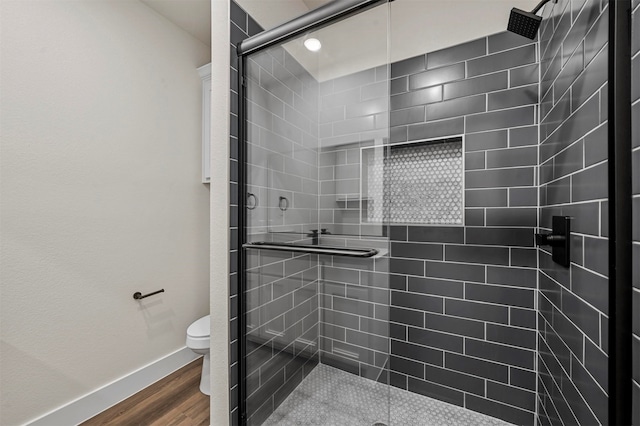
top-left (186, 315), bottom-right (210, 395)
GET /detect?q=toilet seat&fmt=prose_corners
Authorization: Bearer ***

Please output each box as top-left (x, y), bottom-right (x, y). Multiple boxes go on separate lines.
top-left (186, 315), bottom-right (210, 351)
top-left (187, 315), bottom-right (210, 338)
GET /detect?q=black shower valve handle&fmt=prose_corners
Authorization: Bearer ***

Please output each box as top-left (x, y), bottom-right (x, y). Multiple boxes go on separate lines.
top-left (536, 216), bottom-right (571, 267)
top-left (535, 233), bottom-right (566, 247)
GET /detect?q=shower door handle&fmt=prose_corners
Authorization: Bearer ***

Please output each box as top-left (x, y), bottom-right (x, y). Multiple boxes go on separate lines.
top-left (243, 242), bottom-right (379, 258)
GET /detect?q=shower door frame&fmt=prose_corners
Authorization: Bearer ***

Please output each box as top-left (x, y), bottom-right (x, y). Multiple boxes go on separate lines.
top-left (607, 0), bottom-right (633, 424)
top-left (236, 1), bottom-right (391, 424)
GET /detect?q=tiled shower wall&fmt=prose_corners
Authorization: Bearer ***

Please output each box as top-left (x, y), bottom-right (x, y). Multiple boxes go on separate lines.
top-left (632, 0), bottom-right (640, 424)
top-left (317, 31), bottom-right (540, 425)
top-left (536, 0), bottom-right (610, 425)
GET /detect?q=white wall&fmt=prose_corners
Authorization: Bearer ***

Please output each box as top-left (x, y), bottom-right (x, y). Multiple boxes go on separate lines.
top-left (0, 1), bottom-right (211, 424)
top-left (209, 0), bottom-right (231, 424)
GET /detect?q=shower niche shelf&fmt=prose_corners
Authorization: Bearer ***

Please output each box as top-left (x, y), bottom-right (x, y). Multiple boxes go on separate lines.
top-left (361, 137), bottom-right (464, 225)
top-left (336, 197), bottom-right (370, 203)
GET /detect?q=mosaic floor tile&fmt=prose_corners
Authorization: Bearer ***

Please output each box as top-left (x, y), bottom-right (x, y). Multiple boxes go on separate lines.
top-left (263, 364), bottom-right (512, 426)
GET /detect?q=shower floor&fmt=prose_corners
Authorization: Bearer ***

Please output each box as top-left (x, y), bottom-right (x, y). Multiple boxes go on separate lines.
top-left (263, 364), bottom-right (512, 426)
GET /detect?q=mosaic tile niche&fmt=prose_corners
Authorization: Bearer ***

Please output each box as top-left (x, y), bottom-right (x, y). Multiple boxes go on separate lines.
top-left (364, 137), bottom-right (464, 225)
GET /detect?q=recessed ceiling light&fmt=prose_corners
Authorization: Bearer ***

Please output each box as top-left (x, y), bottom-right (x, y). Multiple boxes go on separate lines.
top-left (304, 38), bottom-right (322, 52)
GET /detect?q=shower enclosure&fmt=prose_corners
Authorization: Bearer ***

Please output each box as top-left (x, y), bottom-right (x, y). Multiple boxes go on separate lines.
top-left (233, 0), bottom-right (635, 424)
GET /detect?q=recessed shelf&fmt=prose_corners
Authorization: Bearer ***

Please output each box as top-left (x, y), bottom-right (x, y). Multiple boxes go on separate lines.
top-left (336, 197), bottom-right (370, 203)
top-left (362, 137), bottom-right (464, 225)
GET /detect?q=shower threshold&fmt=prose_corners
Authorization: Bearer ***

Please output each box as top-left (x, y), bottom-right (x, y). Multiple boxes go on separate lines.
top-left (263, 364), bottom-right (513, 426)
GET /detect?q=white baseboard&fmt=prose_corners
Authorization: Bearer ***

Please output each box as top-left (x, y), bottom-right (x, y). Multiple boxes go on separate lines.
top-left (26, 347), bottom-right (200, 426)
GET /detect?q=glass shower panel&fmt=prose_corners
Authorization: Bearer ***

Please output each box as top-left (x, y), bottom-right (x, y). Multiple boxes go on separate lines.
top-left (242, 3), bottom-right (391, 425)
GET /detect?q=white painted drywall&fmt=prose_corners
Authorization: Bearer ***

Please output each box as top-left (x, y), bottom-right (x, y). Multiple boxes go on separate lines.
top-left (0, 1), bottom-right (211, 424)
top-left (209, 0), bottom-right (231, 424)
top-left (141, 0), bottom-right (212, 46)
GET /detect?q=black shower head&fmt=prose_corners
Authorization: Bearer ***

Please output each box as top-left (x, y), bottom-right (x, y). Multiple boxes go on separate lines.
top-left (507, 0), bottom-right (555, 40)
top-left (507, 8), bottom-right (542, 40)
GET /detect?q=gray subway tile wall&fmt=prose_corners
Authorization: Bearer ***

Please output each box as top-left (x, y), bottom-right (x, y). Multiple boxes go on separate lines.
top-left (316, 29), bottom-right (539, 425)
top-left (632, 1), bottom-right (640, 425)
top-left (537, 0), bottom-right (610, 425)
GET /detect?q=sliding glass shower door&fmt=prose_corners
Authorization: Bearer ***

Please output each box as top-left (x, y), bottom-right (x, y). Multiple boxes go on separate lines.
top-left (240, 3), bottom-right (391, 425)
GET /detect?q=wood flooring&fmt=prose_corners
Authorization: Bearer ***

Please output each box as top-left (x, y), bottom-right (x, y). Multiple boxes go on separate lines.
top-left (82, 358), bottom-right (209, 426)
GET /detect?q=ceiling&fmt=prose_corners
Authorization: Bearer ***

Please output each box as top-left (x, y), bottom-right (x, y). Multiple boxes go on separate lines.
top-left (141, 0), bottom-right (541, 80)
top-left (141, 0), bottom-right (211, 46)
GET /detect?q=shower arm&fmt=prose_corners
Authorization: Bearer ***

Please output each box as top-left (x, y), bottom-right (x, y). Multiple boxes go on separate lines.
top-left (531, 0), bottom-right (555, 15)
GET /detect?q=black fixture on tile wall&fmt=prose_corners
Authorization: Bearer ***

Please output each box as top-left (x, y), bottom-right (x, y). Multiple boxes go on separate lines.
top-left (535, 216), bottom-right (571, 267)
top-left (507, 0), bottom-right (557, 40)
